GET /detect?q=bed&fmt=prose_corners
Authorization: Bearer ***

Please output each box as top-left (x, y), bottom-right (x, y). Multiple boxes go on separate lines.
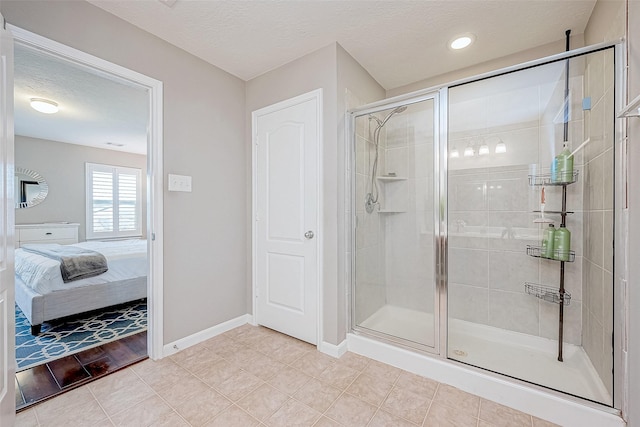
top-left (14, 239), bottom-right (148, 335)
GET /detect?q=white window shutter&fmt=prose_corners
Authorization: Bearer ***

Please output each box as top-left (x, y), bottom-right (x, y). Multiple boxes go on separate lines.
top-left (86, 163), bottom-right (142, 239)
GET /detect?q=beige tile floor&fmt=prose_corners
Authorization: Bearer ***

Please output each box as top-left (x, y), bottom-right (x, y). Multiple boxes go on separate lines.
top-left (15, 324), bottom-right (560, 427)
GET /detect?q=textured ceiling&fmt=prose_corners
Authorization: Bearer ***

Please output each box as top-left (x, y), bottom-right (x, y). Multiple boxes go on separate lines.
top-left (14, 44), bottom-right (149, 154)
top-left (87, 0), bottom-right (597, 90)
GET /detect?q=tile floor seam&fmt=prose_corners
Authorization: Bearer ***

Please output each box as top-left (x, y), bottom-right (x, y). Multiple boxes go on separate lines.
top-left (320, 388), bottom-right (348, 426)
top-left (89, 382), bottom-right (145, 425)
top-left (44, 363), bottom-right (63, 391)
top-left (85, 380), bottom-right (123, 427)
top-left (364, 406), bottom-right (382, 427)
top-left (421, 392), bottom-right (435, 427)
top-left (98, 369), bottom-right (156, 420)
top-left (141, 385), bottom-right (194, 427)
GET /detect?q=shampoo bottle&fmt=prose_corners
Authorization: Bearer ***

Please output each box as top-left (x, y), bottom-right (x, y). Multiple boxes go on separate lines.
top-left (553, 224), bottom-right (571, 261)
top-left (541, 224), bottom-right (556, 258)
top-left (551, 143), bottom-right (574, 183)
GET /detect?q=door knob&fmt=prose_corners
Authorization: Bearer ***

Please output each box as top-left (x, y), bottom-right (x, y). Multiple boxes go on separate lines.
top-left (304, 230), bottom-right (314, 239)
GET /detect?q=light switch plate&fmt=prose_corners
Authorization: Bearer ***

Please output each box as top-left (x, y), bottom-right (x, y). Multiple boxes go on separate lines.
top-left (168, 174), bottom-right (192, 192)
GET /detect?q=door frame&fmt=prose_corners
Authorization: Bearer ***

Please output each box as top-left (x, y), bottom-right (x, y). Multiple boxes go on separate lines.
top-left (251, 89), bottom-right (323, 348)
top-left (8, 25), bottom-right (164, 359)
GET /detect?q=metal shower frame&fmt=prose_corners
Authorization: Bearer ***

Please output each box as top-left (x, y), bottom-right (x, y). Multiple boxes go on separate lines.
top-left (347, 38), bottom-right (625, 408)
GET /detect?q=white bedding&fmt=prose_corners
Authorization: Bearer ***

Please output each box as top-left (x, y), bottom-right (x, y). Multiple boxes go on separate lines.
top-left (15, 239), bottom-right (147, 295)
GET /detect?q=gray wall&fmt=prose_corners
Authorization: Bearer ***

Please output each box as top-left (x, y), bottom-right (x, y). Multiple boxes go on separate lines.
top-left (245, 43), bottom-right (384, 345)
top-left (15, 135), bottom-right (147, 242)
top-left (246, 43), bottom-right (341, 344)
top-left (336, 44), bottom-right (386, 342)
top-left (1, 0), bottom-right (247, 344)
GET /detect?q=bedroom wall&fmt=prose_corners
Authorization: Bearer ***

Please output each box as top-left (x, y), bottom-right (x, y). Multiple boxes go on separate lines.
top-left (15, 135), bottom-right (147, 242)
top-left (1, 0), bottom-right (248, 344)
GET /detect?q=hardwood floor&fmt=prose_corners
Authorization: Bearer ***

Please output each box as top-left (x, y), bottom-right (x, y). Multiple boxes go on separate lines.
top-left (15, 331), bottom-right (148, 411)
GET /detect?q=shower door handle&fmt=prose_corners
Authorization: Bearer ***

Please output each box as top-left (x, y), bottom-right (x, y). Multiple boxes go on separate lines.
top-left (304, 230), bottom-right (314, 239)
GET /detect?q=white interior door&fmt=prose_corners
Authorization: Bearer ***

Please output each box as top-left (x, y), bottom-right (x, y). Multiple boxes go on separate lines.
top-left (0, 14), bottom-right (16, 424)
top-left (253, 89), bottom-right (321, 345)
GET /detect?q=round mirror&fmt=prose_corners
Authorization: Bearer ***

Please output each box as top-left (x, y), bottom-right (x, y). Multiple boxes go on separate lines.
top-left (15, 167), bottom-right (49, 209)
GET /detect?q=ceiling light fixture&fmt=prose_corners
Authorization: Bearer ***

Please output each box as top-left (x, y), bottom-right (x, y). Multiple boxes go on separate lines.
top-left (495, 140), bottom-right (507, 154)
top-left (450, 34), bottom-right (475, 50)
top-left (30, 98), bottom-right (59, 114)
top-left (450, 147), bottom-right (459, 158)
top-left (464, 146), bottom-right (475, 157)
top-left (478, 143), bottom-right (490, 156)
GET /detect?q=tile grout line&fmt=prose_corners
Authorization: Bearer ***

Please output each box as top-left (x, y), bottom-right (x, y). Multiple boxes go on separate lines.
top-left (85, 378), bottom-right (113, 426)
top-left (132, 359), bottom-right (209, 424)
top-left (422, 382), bottom-right (440, 427)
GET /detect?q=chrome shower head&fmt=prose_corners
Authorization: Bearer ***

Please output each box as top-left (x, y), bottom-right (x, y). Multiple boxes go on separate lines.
top-left (369, 105), bottom-right (407, 128)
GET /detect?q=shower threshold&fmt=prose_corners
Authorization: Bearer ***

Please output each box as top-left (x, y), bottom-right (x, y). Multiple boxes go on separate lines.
top-left (359, 304), bottom-right (612, 405)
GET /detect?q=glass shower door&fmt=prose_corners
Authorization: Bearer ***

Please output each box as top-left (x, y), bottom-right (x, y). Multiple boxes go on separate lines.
top-left (351, 96), bottom-right (439, 352)
top-left (446, 49), bottom-right (615, 405)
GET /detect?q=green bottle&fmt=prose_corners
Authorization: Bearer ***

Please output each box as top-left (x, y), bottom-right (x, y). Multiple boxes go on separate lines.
top-left (553, 224), bottom-right (571, 261)
top-left (541, 224), bottom-right (556, 258)
top-left (551, 144), bottom-right (574, 183)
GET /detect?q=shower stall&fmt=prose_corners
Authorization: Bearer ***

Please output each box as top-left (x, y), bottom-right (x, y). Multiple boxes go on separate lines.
top-left (349, 44), bottom-right (619, 407)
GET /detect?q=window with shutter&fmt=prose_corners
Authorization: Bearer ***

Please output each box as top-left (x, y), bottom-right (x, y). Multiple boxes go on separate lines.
top-left (86, 163), bottom-right (142, 239)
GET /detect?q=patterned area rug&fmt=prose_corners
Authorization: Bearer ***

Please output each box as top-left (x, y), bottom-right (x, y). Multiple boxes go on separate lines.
top-left (15, 299), bottom-right (147, 371)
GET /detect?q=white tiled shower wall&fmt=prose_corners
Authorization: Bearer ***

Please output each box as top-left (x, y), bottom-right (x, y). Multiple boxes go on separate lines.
top-left (351, 91), bottom-right (387, 325)
top-left (351, 99), bottom-right (437, 326)
top-left (447, 61), bottom-right (586, 345)
top-left (382, 102), bottom-right (435, 315)
top-left (581, 48), bottom-right (615, 396)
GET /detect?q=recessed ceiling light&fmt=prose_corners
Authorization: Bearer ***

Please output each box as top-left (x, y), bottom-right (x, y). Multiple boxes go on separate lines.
top-left (450, 34), bottom-right (475, 50)
top-left (30, 98), bottom-right (59, 114)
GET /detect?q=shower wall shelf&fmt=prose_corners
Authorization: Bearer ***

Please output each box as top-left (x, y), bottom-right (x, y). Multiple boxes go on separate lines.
top-left (376, 175), bottom-right (408, 213)
top-left (526, 245), bottom-right (576, 262)
top-left (527, 171), bottom-right (579, 186)
top-left (532, 210), bottom-right (574, 215)
top-left (376, 176), bottom-right (408, 181)
top-left (525, 282), bottom-right (572, 306)
top-left (526, 171), bottom-right (578, 362)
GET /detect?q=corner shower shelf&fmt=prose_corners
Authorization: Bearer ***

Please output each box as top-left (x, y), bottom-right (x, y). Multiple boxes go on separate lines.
top-left (528, 171), bottom-right (579, 186)
top-left (524, 282), bottom-right (571, 306)
top-left (526, 170), bottom-right (578, 362)
top-left (377, 175), bottom-right (408, 213)
top-left (526, 245), bottom-right (576, 262)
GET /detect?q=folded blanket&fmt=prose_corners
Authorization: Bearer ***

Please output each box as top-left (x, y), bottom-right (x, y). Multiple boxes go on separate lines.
top-left (20, 243), bottom-right (109, 283)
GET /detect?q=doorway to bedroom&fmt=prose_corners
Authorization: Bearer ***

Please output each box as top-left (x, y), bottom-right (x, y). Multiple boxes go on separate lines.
top-left (10, 26), bottom-right (163, 411)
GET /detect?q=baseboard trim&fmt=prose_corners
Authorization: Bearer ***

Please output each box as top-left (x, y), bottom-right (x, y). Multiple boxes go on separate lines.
top-left (162, 314), bottom-right (251, 357)
top-left (319, 339), bottom-right (348, 358)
